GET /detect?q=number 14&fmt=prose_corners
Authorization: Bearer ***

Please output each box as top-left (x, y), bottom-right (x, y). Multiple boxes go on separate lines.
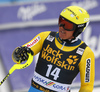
top-left (46, 64), bottom-right (61, 80)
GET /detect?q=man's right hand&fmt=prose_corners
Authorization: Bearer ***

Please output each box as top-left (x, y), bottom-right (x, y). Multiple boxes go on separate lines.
top-left (12, 46), bottom-right (33, 64)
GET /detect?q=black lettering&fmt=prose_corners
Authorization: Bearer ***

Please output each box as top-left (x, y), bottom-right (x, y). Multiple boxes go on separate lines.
top-left (85, 59), bottom-right (91, 82)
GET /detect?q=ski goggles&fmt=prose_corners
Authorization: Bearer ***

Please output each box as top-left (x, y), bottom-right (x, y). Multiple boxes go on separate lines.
top-left (58, 16), bottom-right (76, 31)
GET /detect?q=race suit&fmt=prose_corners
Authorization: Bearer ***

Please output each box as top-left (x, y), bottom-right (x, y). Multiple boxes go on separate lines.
top-left (23, 31), bottom-right (95, 92)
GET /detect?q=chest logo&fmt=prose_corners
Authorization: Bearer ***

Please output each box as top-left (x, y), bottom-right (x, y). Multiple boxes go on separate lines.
top-left (47, 35), bottom-right (55, 42)
top-left (76, 47), bottom-right (84, 55)
top-left (66, 55), bottom-right (79, 65)
top-left (41, 44), bottom-right (80, 71)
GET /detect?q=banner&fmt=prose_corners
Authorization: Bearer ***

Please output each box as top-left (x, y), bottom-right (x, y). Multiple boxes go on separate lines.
top-left (0, 0), bottom-right (100, 26)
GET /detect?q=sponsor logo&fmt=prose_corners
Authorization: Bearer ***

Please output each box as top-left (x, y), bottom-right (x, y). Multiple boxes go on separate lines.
top-left (21, 64), bottom-right (28, 69)
top-left (85, 58), bottom-right (91, 82)
top-left (33, 74), bottom-right (67, 91)
top-left (32, 82), bottom-right (50, 92)
top-left (17, 3), bottom-right (47, 21)
top-left (46, 81), bottom-right (55, 86)
top-left (47, 35), bottom-right (55, 42)
top-left (84, 18), bottom-right (89, 22)
top-left (66, 55), bottom-right (79, 65)
top-left (41, 44), bottom-right (79, 71)
top-left (65, 8), bottom-right (79, 19)
top-left (26, 36), bottom-right (40, 47)
top-left (78, 24), bottom-right (84, 27)
top-left (39, 86), bottom-right (51, 92)
top-left (76, 47), bottom-right (84, 55)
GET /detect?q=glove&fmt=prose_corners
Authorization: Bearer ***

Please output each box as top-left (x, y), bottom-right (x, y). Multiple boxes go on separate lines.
top-left (12, 46), bottom-right (33, 64)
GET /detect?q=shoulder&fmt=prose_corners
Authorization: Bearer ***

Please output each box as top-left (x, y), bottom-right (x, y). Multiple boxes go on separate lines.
top-left (37, 31), bottom-right (51, 39)
top-left (85, 46), bottom-right (94, 57)
top-left (78, 41), bottom-right (94, 57)
top-left (39, 31), bottom-right (51, 36)
top-left (39, 31), bottom-right (57, 39)
top-left (82, 41), bottom-right (94, 55)
top-left (80, 41), bottom-right (95, 61)
top-left (37, 31), bottom-right (56, 44)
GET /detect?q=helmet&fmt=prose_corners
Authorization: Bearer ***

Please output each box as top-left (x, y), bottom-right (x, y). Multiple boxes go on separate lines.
top-left (59, 6), bottom-right (90, 37)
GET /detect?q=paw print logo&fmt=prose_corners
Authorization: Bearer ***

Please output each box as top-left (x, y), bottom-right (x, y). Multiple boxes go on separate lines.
top-left (66, 55), bottom-right (79, 65)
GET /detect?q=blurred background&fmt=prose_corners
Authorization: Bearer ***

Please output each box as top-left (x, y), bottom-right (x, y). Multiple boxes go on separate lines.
top-left (0, 0), bottom-right (100, 92)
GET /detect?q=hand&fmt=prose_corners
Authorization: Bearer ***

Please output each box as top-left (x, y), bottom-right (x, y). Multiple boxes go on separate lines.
top-left (12, 46), bottom-right (33, 63)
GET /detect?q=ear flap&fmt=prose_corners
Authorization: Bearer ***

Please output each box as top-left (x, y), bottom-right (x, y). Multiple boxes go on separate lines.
top-left (73, 22), bottom-right (87, 38)
top-left (73, 27), bottom-right (84, 37)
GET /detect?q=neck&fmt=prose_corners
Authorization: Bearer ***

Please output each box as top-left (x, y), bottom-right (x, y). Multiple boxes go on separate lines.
top-left (56, 33), bottom-right (81, 46)
top-left (60, 37), bottom-right (78, 44)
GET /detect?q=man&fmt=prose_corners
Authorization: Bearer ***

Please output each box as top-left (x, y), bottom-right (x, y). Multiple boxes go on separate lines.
top-left (12, 6), bottom-right (95, 92)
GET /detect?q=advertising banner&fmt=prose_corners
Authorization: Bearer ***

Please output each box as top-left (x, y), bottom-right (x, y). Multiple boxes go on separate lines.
top-left (0, 0), bottom-right (100, 26)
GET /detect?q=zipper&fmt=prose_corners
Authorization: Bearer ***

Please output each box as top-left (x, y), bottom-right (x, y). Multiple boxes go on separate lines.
top-left (61, 41), bottom-right (66, 50)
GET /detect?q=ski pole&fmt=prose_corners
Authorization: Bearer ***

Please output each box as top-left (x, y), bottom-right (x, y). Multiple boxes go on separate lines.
top-left (0, 53), bottom-right (33, 86)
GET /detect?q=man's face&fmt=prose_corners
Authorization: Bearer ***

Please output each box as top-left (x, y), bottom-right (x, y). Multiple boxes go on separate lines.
top-left (59, 26), bottom-right (74, 40)
top-left (58, 16), bottom-right (75, 40)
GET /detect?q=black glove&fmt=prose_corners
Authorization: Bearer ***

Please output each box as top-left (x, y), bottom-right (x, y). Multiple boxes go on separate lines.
top-left (12, 46), bottom-right (33, 63)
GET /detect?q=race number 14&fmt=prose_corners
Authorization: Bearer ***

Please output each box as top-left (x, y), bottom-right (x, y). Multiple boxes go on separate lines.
top-left (46, 64), bottom-right (61, 80)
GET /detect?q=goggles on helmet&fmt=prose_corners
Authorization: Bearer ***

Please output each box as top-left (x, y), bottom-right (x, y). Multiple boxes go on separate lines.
top-left (58, 16), bottom-right (76, 31)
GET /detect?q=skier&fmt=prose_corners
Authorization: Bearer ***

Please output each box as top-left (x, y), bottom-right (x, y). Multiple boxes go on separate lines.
top-left (12, 6), bottom-right (95, 92)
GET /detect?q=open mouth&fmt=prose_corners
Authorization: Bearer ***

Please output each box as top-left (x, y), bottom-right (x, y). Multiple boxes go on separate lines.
top-left (61, 31), bottom-right (66, 34)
